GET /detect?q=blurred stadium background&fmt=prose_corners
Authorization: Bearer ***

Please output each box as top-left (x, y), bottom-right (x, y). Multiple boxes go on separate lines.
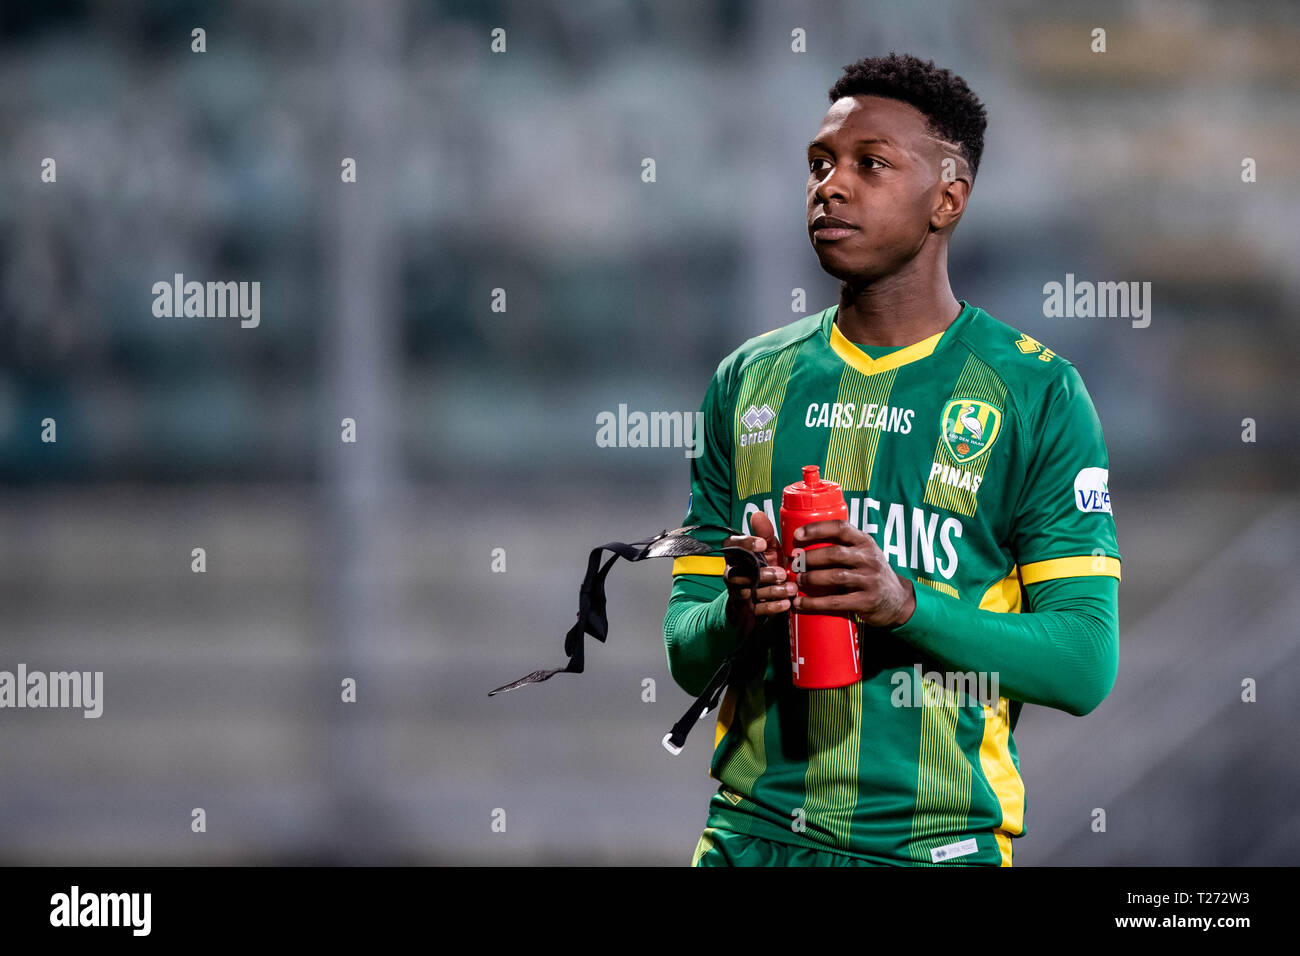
top-left (0, 0), bottom-right (1296, 865)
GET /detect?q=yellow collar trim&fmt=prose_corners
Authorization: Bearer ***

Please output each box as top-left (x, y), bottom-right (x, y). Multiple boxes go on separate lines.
top-left (828, 313), bottom-right (945, 376)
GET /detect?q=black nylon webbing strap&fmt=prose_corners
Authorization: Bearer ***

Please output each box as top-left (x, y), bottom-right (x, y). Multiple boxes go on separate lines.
top-left (487, 523), bottom-right (780, 755)
top-left (661, 612), bottom-right (778, 755)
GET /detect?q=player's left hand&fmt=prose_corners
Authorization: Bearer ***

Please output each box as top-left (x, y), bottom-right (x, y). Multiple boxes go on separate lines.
top-left (790, 520), bottom-right (917, 628)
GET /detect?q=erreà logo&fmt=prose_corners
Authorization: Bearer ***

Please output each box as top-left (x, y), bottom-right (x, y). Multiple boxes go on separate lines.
top-left (741, 403), bottom-right (774, 431)
top-left (940, 399), bottom-right (1002, 464)
top-left (739, 403), bottom-right (775, 448)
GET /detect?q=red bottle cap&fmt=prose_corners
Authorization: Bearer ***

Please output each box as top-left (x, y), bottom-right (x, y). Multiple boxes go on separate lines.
top-left (781, 465), bottom-right (845, 510)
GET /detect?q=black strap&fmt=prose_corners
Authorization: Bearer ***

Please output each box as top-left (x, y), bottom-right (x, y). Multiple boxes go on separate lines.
top-left (487, 523), bottom-right (778, 754)
top-left (661, 613), bottom-right (778, 754)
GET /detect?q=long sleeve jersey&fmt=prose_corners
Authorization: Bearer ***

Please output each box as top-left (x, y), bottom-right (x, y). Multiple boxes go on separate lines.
top-left (662, 301), bottom-right (1121, 866)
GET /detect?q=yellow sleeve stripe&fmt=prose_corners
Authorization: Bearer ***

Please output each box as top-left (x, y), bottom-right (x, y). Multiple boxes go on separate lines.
top-left (672, 556), bottom-right (726, 576)
top-left (1019, 555), bottom-right (1121, 584)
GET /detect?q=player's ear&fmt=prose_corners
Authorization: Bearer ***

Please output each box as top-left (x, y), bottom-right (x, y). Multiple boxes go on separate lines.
top-left (930, 162), bottom-right (971, 233)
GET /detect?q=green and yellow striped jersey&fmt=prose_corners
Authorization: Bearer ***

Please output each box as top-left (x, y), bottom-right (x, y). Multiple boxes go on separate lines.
top-left (666, 300), bottom-right (1121, 865)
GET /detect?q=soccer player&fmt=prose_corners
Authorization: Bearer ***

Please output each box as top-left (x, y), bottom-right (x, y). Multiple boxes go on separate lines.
top-left (663, 54), bottom-right (1120, 867)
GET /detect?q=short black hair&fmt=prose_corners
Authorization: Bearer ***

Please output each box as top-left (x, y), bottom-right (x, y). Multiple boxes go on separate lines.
top-left (827, 53), bottom-right (987, 178)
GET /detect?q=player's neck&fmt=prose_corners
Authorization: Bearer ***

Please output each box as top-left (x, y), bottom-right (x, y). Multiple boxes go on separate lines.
top-left (835, 270), bottom-right (962, 348)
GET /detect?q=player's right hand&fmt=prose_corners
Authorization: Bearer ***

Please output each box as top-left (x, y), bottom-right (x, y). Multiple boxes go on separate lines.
top-left (722, 511), bottom-right (794, 631)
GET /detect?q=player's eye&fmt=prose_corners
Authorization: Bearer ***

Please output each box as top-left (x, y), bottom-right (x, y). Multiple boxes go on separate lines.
top-left (809, 156), bottom-right (883, 175)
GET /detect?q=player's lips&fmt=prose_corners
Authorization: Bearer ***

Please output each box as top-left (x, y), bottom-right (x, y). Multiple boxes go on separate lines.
top-left (810, 215), bottom-right (859, 241)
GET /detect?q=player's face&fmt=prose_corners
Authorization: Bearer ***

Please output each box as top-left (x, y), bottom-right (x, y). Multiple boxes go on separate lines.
top-left (806, 95), bottom-right (946, 284)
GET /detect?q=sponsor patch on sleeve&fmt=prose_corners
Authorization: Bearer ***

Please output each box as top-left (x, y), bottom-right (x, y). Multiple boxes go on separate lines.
top-left (1074, 467), bottom-right (1111, 513)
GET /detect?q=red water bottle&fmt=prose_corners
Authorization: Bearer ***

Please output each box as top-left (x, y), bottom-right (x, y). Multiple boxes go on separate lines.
top-left (780, 465), bottom-right (861, 689)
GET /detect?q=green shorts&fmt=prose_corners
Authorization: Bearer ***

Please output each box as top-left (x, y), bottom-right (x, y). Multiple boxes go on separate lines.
top-left (691, 826), bottom-right (877, 867)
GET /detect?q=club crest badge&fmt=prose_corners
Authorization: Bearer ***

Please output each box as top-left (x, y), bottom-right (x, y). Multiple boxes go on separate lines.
top-left (940, 399), bottom-right (1002, 463)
